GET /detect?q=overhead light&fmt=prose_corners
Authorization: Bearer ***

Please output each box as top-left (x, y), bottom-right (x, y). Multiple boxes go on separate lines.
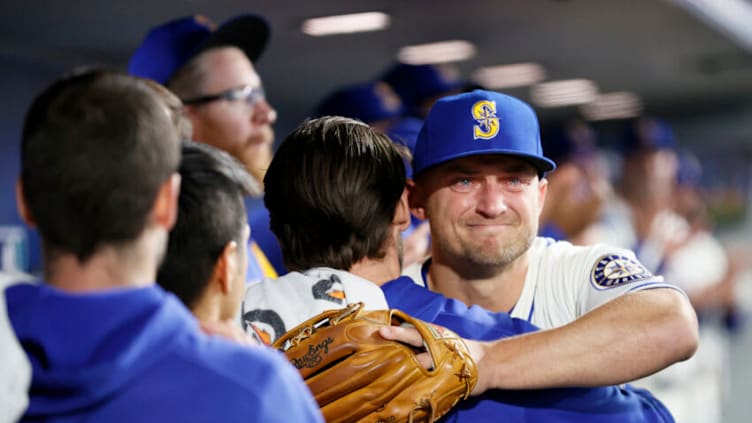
top-left (668, 0), bottom-right (752, 52)
top-left (531, 79), bottom-right (598, 108)
top-left (580, 92), bottom-right (643, 121)
top-left (471, 63), bottom-right (546, 89)
top-left (397, 40), bottom-right (476, 64)
top-left (302, 12), bottom-right (390, 36)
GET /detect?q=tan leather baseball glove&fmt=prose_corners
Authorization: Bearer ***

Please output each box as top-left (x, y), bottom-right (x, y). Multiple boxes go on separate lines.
top-left (273, 302), bottom-right (477, 423)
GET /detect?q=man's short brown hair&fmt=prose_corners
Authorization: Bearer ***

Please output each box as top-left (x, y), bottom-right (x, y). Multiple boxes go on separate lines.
top-left (21, 69), bottom-right (180, 262)
top-left (264, 116), bottom-right (408, 271)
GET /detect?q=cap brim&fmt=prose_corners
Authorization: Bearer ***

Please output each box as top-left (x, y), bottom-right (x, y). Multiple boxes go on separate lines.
top-left (200, 14), bottom-right (269, 62)
top-left (415, 149), bottom-right (556, 177)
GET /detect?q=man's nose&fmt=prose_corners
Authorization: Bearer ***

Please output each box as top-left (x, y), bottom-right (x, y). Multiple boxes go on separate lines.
top-left (475, 182), bottom-right (507, 218)
top-left (252, 98), bottom-right (277, 125)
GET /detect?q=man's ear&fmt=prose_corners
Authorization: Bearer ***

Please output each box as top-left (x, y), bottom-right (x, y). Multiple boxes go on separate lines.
top-left (537, 176), bottom-right (549, 214)
top-left (213, 241), bottom-right (239, 294)
top-left (393, 188), bottom-right (411, 231)
top-left (152, 173), bottom-right (181, 230)
top-left (15, 179), bottom-right (36, 227)
top-left (406, 178), bottom-right (427, 221)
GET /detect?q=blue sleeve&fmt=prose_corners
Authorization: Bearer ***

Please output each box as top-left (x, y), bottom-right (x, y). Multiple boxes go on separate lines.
top-left (381, 277), bottom-right (674, 423)
top-left (382, 276), bottom-right (538, 340)
top-left (246, 350), bottom-right (324, 423)
top-left (539, 222), bottom-right (567, 241)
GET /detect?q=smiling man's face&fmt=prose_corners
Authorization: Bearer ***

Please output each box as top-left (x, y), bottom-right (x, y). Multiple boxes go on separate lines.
top-left (412, 154), bottom-right (547, 269)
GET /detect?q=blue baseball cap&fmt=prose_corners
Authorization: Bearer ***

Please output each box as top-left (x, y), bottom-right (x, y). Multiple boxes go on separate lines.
top-left (386, 116), bottom-right (424, 178)
top-left (382, 63), bottom-right (464, 113)
top-left (128, 14), bottom-right (269, 84)
top-left (676, 150), bottom-right (702, 188)
top-left (412, 90), bottom-right (556, 177)
top-left (619, 116), bottom-right (676, 154)
top-left (542, 120), bottom-right (597, 164)
top-left (386, 116), bottom-right (423, 155)
top-left (314, 81), bottom-right (404, 124)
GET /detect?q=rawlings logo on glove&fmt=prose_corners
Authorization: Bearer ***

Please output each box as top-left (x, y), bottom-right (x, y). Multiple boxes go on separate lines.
top-left (273, 302), bottom-right (478, 423)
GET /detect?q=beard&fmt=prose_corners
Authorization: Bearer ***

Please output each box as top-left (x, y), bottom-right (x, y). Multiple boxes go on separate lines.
top-left (436, 219), bottom-right (537, 271)
top-left (246, 144), bottom-right (272, 185)
top-left (462, 230), bottom-right (534, 267)
top-left (396, 233), bottom-right (404, 269)
top-left (238, 128), bottom-right (274, 192)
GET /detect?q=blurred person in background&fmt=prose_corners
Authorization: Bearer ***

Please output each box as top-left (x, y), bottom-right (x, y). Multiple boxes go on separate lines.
top-left (314, 81), bottom-right (404, 133)
top-left (381, 63), bottom-right (466, 120)
top-left (587, 117), bottom-right (738, 423)
top-left (539, 120), bottom-right (611, 243)
top-left (669, 150), bottom-right (741, 323)
top-left (638, 149), bottom-right (743, 423)
top-left (586, 117), bottom-right (683, 267)
top-left (129, 14), bottom-right (279, 281)
top-left (379, 62), bottom-right (468, 157)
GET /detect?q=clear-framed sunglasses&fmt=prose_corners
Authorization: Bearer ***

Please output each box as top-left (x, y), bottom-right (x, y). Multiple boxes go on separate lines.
top-left (182, 85), bottom-right (266, 107)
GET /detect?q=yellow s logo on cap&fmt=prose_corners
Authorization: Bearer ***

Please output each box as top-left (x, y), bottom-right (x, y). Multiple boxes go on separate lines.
top-left (472, 100), bottom-right (499, 140)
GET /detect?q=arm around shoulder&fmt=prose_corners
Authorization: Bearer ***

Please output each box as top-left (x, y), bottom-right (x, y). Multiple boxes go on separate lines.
top-left (469, 287), bottom-right (698, 392)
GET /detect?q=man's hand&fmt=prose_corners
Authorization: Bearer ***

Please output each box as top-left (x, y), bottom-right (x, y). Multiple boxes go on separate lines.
top-left (273, 303), bottom-right (477, 422)
top-left (379, 324), bottom-right (492, 396)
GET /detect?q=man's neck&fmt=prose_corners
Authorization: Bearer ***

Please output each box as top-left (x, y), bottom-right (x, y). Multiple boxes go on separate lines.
top-left (426, 253), bottom-right (529, 313)
top-left (348, 248), bottom-right (402, 287)
top-left (191, 298), bottom-right (224, 323)
top-left (43, 233), bottom-right (162, 293)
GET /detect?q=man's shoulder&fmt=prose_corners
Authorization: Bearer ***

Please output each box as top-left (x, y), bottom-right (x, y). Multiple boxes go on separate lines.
top-left (530, 237), bottom-right (653, 294)
top-left (243, 272), bottom-right (319, 308)
top-left (168, 333), bottom-right (296, 388)
top-left (111, 339), bottom-right (319, 422)
top-left (532, 237), bottom-right (637, 265)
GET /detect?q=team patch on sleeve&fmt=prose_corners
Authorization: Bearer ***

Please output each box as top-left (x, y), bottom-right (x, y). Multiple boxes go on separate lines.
top-left (590, 254), bottom-right (654, 289)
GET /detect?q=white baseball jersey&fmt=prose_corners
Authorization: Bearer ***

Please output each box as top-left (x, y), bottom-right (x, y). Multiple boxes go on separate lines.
top-left (1, 272), bottom-right (34, 422)
top-left (402, 237), bottom-right (682, 329)
top-left (585, 198), bottom-right (691, 274)
top-left (240, 267), bottom-right (389, 344)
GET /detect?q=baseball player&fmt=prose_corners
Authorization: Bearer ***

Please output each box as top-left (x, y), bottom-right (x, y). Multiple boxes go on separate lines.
top-left (242, 115), bottom-right (676, 421)
top-left (538, 120), bottom-right (610, 243)
top-left (5, 70), bottom-right (322, 422)
top-left (129, 14), bottom-right (281, 280)
top-left (402, 90), bottom-right (697, 382)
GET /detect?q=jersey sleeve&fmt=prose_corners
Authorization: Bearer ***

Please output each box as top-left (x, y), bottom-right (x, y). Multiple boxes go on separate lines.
top-left (575, 244), bottom-right (685, 316)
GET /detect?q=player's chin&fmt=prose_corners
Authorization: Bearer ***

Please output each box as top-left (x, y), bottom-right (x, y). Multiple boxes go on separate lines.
top-left (242, 131), bottom-right (273, 156)
top-left (252, 126), bottom-right (275, 146)
top-left (240, 145), bottom-right (273, 183)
